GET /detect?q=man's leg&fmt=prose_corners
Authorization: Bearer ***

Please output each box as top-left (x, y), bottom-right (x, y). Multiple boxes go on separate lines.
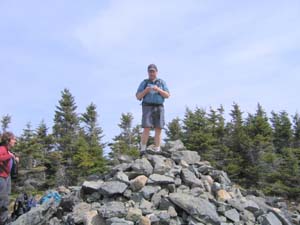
top-left (141, 128), bottom-right (150, 151)
top-left (154, 128), bottom-right (162, 151)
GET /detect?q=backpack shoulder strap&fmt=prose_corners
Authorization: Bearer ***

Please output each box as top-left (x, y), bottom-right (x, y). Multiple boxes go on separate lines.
top-left (143, 79), bottom-right (149, 90)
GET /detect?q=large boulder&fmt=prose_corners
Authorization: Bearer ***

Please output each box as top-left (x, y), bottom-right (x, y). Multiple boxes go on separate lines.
top-left (148, 174), bottom-right (175, 185)
top-left (171, 150), bottom-right (201, 164)
top-left (131, 158), bottom-right (154, 176)
top-left (98, 201), bottom-right (127, 218)
top-left (169, 193), bottom-right (221, 224)
top-left (99, 181), bottom-right (128, 196)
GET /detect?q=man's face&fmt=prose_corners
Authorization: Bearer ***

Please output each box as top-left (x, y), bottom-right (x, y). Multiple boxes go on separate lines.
top-left (9, 136), bottom-right (17, 148)
top-left (148, 69), bottom-right (157, 81)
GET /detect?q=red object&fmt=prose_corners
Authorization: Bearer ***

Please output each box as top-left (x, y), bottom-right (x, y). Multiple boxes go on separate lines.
top-left (0, 146), bottom-right (13, 178)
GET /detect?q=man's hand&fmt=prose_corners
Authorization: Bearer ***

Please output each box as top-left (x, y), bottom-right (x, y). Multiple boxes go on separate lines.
top-left (152, 85), bottom-right (161, 92)
top-left (144, 86), bottom-right (152, 94)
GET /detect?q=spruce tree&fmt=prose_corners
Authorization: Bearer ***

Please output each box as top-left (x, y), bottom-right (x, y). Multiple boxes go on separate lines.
top-left (293, 113), bottom-right (300, 148)
top-left (53, 89), bottom-right (79, 161)
top-left (245, 104), bottom-right (275, 187)
top-left (225, 103), bottom-right (249, 183)
top-left (165, 117), bottom-right (184, 141)
top-left (271, 111), bottom-right (292, 153)
top-left (73, 103), bottom-right (107, 176)
top-left (15, 123), bottom-right (43, 170)
top-left (1, 114), bottom-right (11, 133)
top-left (182, 107), bottom-right (215, 153)
top-left (110, 113), bottom-right (140, 159)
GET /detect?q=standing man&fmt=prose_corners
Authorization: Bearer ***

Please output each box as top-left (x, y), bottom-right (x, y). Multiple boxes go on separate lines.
top-left (136, 64), bottom-right (170, 152)
top-left (0, 132), bottom-right (19, 225)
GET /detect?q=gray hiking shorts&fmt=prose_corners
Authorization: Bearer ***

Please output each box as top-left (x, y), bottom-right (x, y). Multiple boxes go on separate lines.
top-left (142, 104), bottom-right (165, 129)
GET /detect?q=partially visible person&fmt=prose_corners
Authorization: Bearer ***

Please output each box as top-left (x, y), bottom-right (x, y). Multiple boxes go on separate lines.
top-left (0, 132), bottom-right (19, 225)
top-left (136, 64), bottom-right (170, 152)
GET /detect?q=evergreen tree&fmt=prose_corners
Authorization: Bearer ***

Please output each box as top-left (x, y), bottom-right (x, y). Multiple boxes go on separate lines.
top-left (206, 106), bottom-right (228, 167)
top-left (73, 103), bottom-right (107, 176)
top-left (1, 114), bottom-right (11, 133)
top-left (53, 89), bottom-right (79, 161)
top-left (245, 104), bottom-right (275, 187)
top-left (293, 113), bottom-right (300, 148)
top-left (182, 107), bottom-right (215, 153)
top-left (225, 103), bottom-right (249, 183)
top-left (165, 117), bottom-right (183, 141)
top-left (271, 111), bottom-right (292, 153)
top-left (110, 113), bottom-right (140, 159)
top-left (36, 120), bottom-right (54, 155)
top-left (15, 123), bottom-right (43, 170)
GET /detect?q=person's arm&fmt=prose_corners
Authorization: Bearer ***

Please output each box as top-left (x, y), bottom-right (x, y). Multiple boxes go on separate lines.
top-left (136, 87), bottom-right (152, 100)
top-left (153, 81), bottom-right (170, 98)
top-left (0, 150), bottom-right (13, 162)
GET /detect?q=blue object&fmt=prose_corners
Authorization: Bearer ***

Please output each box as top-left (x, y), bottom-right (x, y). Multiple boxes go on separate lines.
top-left (39, 191), bottom-right (61, 205)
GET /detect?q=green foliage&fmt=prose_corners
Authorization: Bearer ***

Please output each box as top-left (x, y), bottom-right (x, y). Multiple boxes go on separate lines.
top-left (176, 103), bottom-right (300, 198)
top-left (165, 117), bottom-right (184, 141)
top-left (1, 114), bottom-right (11, 133)
top-left (53, 88), bottom-right (79, 160)
top-left (73, 103), bottom-right (107, 176)
top-left (110, 113), bottom-right (140, 159)
top-left (14, 123), bottom-right (44, 170)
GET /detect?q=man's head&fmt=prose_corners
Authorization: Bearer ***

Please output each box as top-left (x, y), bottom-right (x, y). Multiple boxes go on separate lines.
top-left (0, 131), bottom-right (16, 148)
top-left (147, 64), bottom-right (158, 81)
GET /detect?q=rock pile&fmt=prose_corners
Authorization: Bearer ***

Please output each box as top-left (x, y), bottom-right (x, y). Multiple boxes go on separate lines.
top-left (12, 140), bottom-right (299, 225)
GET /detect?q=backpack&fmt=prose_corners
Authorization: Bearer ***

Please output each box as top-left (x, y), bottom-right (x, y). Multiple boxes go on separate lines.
top-left (10, 157), bottom-right (18, 179)
top-left (11, 193), bottom-right (30, 221)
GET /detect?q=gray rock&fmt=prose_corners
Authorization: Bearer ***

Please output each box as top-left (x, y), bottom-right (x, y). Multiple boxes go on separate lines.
top-left (171, 150), bottom-right (201, 164)
top-left (181, 168), bottom-right (204, 188)
top-left (82, 180), bottom-right (103, 194)
top-left (148, 174), bottom-right (175, 184)
top-left (112, 163), bottom-right (132, 173)
top-left (224, 209), bottom-right (240, 222)
top-left (245, 199), bottom-right (261, 214)
top-left (139, 198), bottom-right (154, 214)
top-left (169, 193), bottom-right (221, 224)
top-left (210, 170), bottom-right (232, 186)
top-left (152, 189), bottom-right (169, 208)
top-left (131, 158), bottom-right (153, 176)
top-left (71, 202), bottom-right (92, 224)
top-left (126, 207), bottom-right (143, 222)
top-left (98, 201), bottom-right (126, 218)
top-left (12, 200), bottom-right (60, 225)
top-left (164, 140), bottom-right (187, 152)
top-left (118, 154), bottom-right (134, 163)
top-left (99, 181), bottom-right (128, 196)
top-left (114, 171), bottom-right (130, 184)
top-left (106, 217), bottom-right (134, 225)
top-left (261, 212), bottom-right (282, 225)
top-left (141, 185), bottom-right (161, 200)
top-left (147, 154), bottom-right (175, 175)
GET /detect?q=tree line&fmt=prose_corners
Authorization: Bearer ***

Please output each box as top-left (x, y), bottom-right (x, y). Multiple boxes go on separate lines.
top-left (166, 104), bottom-right (300, 198)
top-left (1, 89), bottom-right (299, 199)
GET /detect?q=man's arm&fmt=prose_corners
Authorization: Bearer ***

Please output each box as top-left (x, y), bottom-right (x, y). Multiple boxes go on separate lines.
top-left (136, 87), bottom-right (152, 100)
top-left (153, 85), bottom-right (170, 99)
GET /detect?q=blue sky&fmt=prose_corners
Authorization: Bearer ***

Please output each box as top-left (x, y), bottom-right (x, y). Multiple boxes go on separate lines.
top-left (1, 0), bottom-right (300, 151)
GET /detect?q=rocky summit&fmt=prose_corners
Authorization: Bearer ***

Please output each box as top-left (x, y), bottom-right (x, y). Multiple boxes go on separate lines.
top-left (12, 140), bottom-right (300, 225)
